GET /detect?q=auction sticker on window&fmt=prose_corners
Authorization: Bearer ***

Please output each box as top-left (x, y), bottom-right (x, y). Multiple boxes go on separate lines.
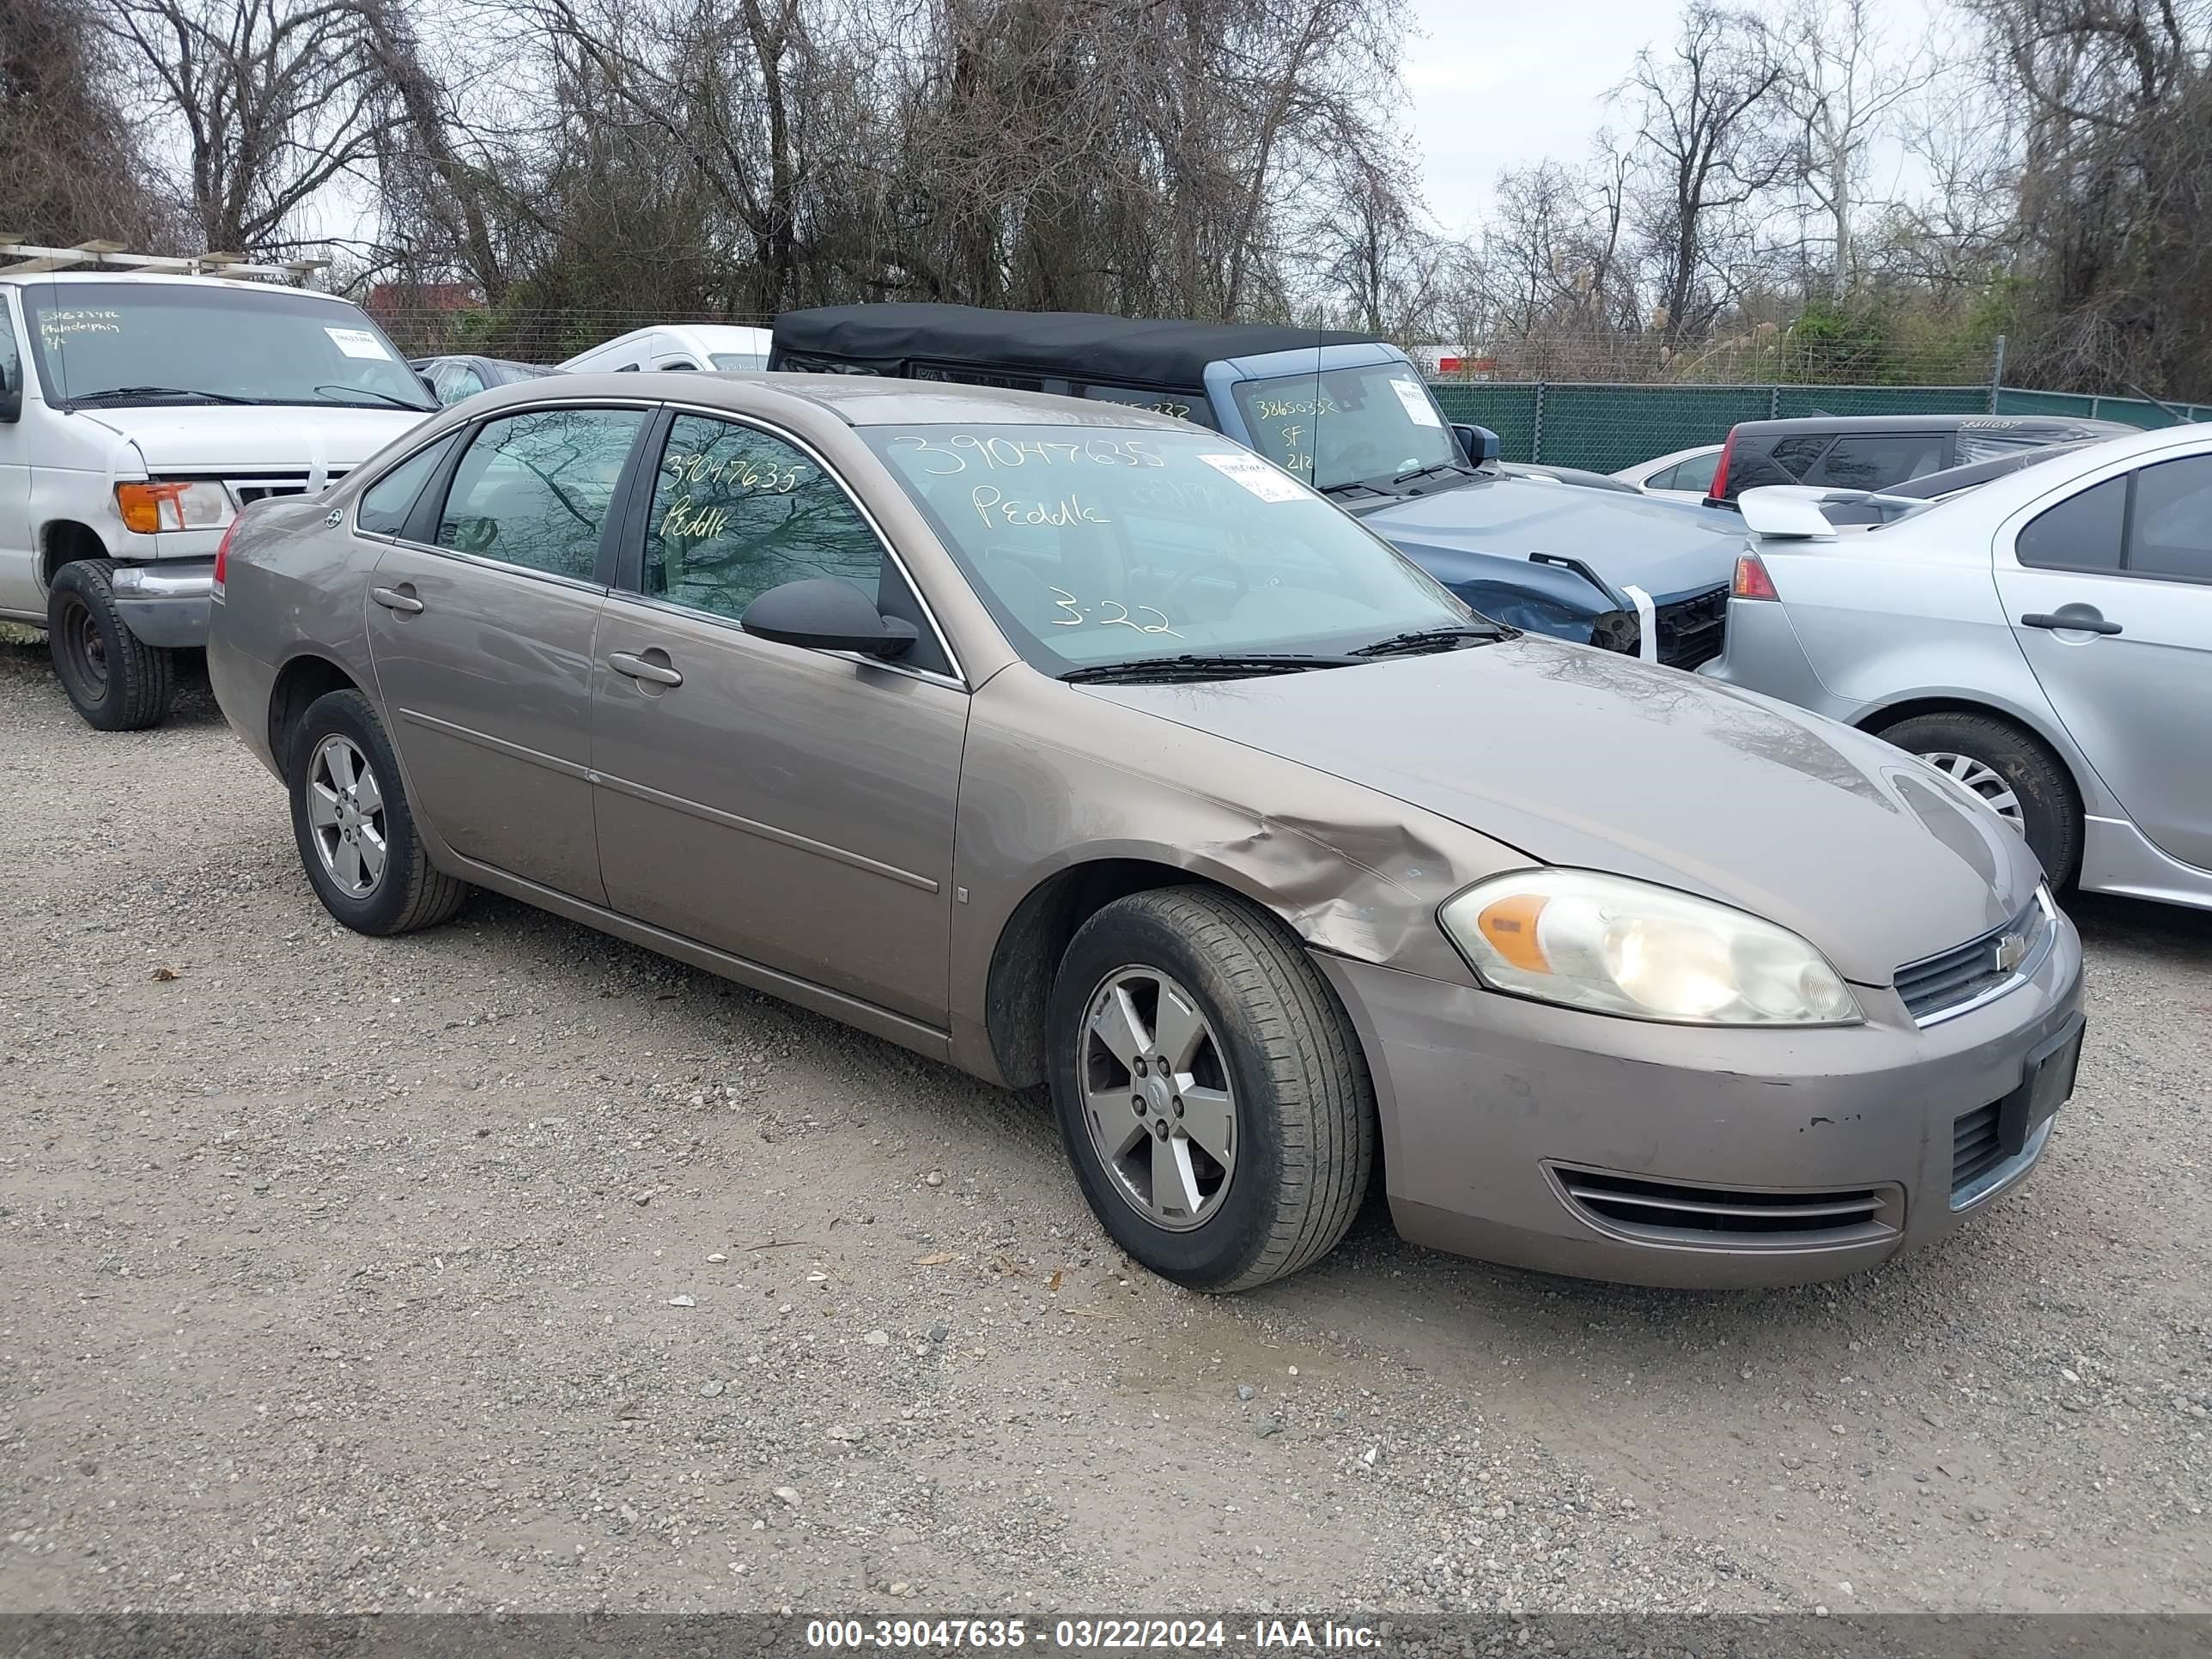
top-left (1198, 451), bottom-right (1305, 502)
top-left (1389, 376), bottom-right (1443, 427)
top-left (325, 326), bottom-right (392, 360)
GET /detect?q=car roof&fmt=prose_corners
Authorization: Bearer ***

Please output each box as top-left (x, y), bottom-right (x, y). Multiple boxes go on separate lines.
top-left (772, 303), bottom-right (1384, 390)
top-left (475, 368), bottom-right (1198, 431)
top-left (1881, 422), bottom-right (2212, 524)
top-left (1728, 410), bottom-right (2136, 439)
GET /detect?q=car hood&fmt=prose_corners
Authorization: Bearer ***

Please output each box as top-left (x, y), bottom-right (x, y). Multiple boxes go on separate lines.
top-left (1081, 639), bottom-right (2043, 985)
top-left (77, 404), bottom-right (428, 473)
top-left (1361, 476), bottom-right (1745, 603)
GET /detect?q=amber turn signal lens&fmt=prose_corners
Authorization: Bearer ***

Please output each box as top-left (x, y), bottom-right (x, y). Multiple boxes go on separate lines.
top-left (1475, 893), bottom-right (1551, 973)
top-left (115, 482), bottom-right (177, 535)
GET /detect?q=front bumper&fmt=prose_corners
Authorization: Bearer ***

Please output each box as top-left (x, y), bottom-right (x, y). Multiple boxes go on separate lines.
top-left (1318, 908), bottom-right (2085, 1288)
top-left (110, 560), bottom-right (216, 650)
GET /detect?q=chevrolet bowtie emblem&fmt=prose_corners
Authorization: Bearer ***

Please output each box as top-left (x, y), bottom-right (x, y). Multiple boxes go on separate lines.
top-left (1994, 932), bottom-right (2028, 974)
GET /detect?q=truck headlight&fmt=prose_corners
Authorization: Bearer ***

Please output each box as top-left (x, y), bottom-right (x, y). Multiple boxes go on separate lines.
top-left (1440, 868), bottom-right (1861, 1025)
top-left (115, 480), bottom-right (234, 535)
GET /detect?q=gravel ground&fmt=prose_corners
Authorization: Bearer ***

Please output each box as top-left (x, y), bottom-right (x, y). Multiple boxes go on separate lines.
top-left (1, 637), bottom-right (2208, 1618)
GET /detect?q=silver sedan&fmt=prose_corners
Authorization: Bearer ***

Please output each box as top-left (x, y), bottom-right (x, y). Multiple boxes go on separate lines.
top-left (1704, 423), bottom-right (2212, 910)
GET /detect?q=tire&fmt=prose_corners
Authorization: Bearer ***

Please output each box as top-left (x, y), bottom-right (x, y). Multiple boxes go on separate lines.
top-left (46, 559), bottom-right (174, 731)
top-left (1879, 710), bottom-right (2082, 887)
top-left (1048, 885), bottom-right (1375, 1292)
top-left (288, 688), bottom-right (468, 934)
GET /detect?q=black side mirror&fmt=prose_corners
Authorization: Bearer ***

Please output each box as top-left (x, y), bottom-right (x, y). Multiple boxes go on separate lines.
top-left (416, 371), bottom-right (441, 400)
top-left (742, 577), bottom-right (917, 659)
top-left (1454, 424), bottom-right (1500, 465)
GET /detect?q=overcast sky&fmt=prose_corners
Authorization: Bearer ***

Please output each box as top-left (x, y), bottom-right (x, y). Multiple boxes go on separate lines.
top-left (1402, 0), bottom-right (1940, 237)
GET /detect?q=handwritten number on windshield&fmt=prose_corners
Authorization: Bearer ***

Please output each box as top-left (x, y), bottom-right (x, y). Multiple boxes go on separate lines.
top-left (1048, 588), bottom-right (1181, 637)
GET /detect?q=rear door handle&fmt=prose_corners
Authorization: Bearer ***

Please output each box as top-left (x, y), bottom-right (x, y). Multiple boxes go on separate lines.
top-left (608, 650), bottom-right (684, 687)
top-left (2021, 611), bottom-right (2121, 636)
top-left (371, 585), bottom-right (424, 614)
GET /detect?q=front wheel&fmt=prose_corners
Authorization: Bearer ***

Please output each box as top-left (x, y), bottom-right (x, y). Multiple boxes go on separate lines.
top-left (288, 689), bottom-right (468, 934)
top-left (1880, 710), bottom-right (2081, 887)
top-left (47, 559), bottom-right (174, 730)
top-left (1048, 886), bottom-right (1375, 1292)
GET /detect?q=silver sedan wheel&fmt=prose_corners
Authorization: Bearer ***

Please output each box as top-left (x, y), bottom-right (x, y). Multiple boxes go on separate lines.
top-left (306, 734), bottom-right (389, 897)
top-left (1079, 967), bottom-right (1237, 1231)
top-left (1923, 750), bottom-right (2025, 829)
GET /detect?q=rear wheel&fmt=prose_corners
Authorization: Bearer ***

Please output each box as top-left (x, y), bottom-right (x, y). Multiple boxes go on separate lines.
top-left (47, 559), bottom-right (174, 730)
top-left (1879, 710), bottom-right (2081, 886)
top-left (1048, 886), bottom-right (1374, 1292)
top-left (289, 689), bottom-right (468, 934)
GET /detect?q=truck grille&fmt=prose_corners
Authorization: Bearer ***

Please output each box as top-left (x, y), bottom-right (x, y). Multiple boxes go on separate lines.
top-left (1553, 1165), bottom-right (1897, 1247)
top-left (230, 471), bottom-right (348, 506)
top-left (1653, 585), bottom-right (1728, 669)
top-left (1895, 894), bottom-right (2049, 1023)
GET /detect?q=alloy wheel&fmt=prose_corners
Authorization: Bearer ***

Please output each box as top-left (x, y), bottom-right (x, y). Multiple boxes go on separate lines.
top-left (1079, 966), bottom-right (1237, 1231)
top-left (307, 734), bottom-right (389, 897)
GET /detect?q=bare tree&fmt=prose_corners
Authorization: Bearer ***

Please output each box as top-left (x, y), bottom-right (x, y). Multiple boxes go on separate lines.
top-left (1625, 3), bottom-right (1791, 341)
top-left (0, 0), bottom-right (176, 246)
top-left (102, 0), bottom-right (387, 255)
top-left (1776, 0), bottom-right (1938, 298)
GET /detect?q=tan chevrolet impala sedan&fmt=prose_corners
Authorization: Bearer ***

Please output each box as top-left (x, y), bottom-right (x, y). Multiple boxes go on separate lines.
top-left (206, 374), bottom-right (2085, 1291)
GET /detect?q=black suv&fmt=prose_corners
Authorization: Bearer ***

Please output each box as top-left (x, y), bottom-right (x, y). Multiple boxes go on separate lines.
top-left (1706, 412), bottom-right (2134, 505)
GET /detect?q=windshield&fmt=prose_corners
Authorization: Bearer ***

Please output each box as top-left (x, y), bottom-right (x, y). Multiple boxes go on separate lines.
top-left (710, 351), bottom-right (768, 371)
top-left (1231, 362), bottom-right (1461, 491)
top-left (21, 282), bottom-right (433, 410)
top-left (864, 422), bottom-right (1475, 674)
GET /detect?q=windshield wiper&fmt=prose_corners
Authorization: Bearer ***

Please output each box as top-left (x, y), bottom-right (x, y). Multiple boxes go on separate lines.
top-left (1389, 461), bottom-right (1470, 486)
top-left (68, 385), bottom-right (253, 406)
top-left (1318, 479), bottom-right (1382, 499)
top-left (313, 383), bottom-right (435, 412)
top-left (1060, 653), bottom-right (1360, 684)
top-left (1350, 624), bottom-right (1516, 658)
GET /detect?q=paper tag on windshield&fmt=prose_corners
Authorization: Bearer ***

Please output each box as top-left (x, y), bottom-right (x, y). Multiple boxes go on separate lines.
top-left (1199, 452), bottom-right (1306, 502)
top-left (1389, 376), bottom-right (1444, 427)
top-left (325, 326), bottom-right (392, 361)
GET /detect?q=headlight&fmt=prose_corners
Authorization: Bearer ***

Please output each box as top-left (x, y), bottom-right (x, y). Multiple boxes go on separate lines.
top-left (1439, 868), bottom-right (1861, 1025)
top-left (115, 480), bottom-right (234, 535)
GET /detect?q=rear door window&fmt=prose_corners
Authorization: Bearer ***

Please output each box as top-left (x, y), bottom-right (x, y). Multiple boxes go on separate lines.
top-left (1807, 434), bottom-right (1947, 489)
top-left (1766, 436), bottom-right (1832, 478)
top-left (2125, 455), bottom-right (2212, 581)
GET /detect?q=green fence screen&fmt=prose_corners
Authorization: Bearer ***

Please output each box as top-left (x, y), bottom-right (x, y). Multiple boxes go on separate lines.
top-left (1424, 380), bottom-right (2212, 473)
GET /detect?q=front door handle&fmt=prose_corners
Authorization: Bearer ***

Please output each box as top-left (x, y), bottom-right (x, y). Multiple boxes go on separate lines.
top-left (608, 650), bottom-right (684, 687)
top-left (2021, 611), bottom-right (2122, 636)
top-left (371, 585), bottom-right (424, 615)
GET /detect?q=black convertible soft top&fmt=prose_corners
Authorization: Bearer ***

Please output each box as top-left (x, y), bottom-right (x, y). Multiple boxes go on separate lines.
top-left (769, 303), bottom-right (1382, 391)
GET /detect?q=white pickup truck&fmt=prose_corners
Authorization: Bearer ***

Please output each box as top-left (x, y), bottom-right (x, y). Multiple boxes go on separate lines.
top-left (0, 250), bottom-right (435, 728)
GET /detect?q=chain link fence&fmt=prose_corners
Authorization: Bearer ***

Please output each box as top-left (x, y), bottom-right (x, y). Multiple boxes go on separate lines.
top-left (368, 303), bottom-right (2212, 475)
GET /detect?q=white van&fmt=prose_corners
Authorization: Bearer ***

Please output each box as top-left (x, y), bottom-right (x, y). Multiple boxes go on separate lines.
top-left (0, 247), bottom-right (434, 728)
top-left (558, 323), bottom-right (774, 374)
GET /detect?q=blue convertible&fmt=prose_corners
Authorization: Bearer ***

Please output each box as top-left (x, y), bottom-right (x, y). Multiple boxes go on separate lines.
top-left (769, 306), bottom-right (1744, 668)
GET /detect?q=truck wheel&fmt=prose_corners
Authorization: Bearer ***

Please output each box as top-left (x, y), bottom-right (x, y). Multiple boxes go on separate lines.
top-left (1880, 711), bottom-right (2081, 888)
top-left (47, 559), bottom-right (174, 731)
top-left (289, 689), bottom-right (469, 935)
top-left (1048, 885), bottom-right (1376, 1292)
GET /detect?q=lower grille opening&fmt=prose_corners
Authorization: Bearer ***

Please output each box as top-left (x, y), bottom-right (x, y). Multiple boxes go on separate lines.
top-left (1653, 585), bottom-right (1729, 671)
top-left (1951, 1102), bottom-right (2008, 1194)
top-left (1554, 1165), bottom-right (1896, 1248)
